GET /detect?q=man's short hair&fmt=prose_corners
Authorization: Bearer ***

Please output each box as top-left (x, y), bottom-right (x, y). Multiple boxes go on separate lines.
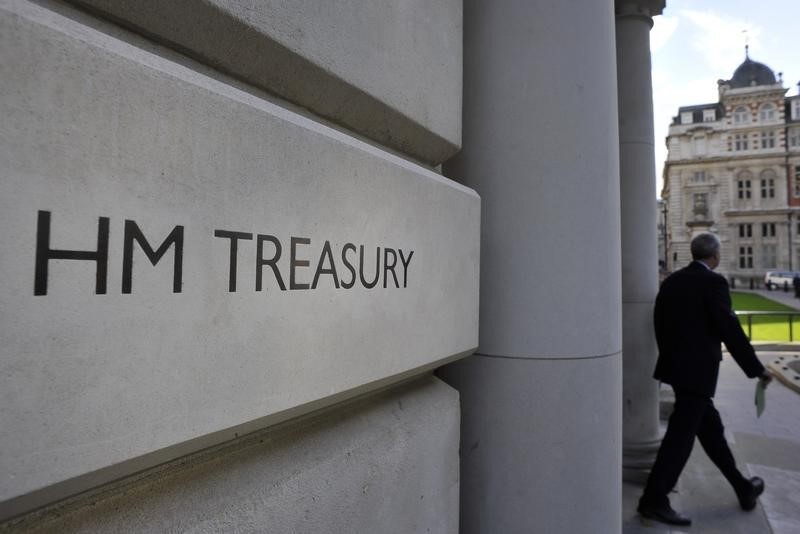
top-left (690, 233), bottom-right (720, 260)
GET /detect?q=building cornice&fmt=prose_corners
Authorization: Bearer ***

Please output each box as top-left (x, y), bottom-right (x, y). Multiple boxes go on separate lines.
top-left (721, 85), bottom-right (787, 99)
top-left (687, 220), bottom-right (715, 228)
top-left (614, 0), bottom-right (664, 25)
top-left (724, 208), bottom-right (797, 217)
top-left (669, 123), bottom-right (787, 136)
top-left (665, 153), bottom-right (788, 167)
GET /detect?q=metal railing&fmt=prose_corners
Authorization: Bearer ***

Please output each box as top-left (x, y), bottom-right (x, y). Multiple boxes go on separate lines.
top-left (735, 310), bottom-right (800, 341)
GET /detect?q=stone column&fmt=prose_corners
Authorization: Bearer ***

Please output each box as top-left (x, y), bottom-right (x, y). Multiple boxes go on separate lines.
top-left (438, 1), bottom-right (623, 532)
top-left (615, 0), bottom-right (665, 481)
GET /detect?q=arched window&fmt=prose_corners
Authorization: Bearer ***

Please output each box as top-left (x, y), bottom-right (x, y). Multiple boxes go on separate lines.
top-left (759, 103), bottom-right (776, 122)
top-left (733, 106), bottom-right (749, 124)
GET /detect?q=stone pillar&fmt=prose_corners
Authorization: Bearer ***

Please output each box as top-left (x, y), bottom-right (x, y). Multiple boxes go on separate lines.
top-left (615, 0), bottom-right (665, 481)
top-left (438, 1), bottom-right (623, 532)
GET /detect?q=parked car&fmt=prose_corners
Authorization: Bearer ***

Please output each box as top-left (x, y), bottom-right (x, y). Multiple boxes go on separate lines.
top-left (764, 271), bottom-right (800, 290)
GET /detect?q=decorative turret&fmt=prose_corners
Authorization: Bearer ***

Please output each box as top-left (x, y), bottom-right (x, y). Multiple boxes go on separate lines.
top-left (728, 46), bottom-right (778, 88)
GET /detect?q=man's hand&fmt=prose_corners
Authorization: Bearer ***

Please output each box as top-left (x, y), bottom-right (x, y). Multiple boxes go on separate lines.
top-left (759, 369), bottom-right (775, 387)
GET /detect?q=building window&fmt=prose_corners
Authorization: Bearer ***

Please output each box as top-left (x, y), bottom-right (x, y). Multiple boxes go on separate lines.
top-left (693, 193), bottom-right (708, 216)
top-left (739, 223), bottom-right (752, 238)
top-left (692, 171), bottom-right (706, 183)
top-left (738, 179), bottom-right (752, 199)
top-left (762, 222), bottom-right (776, 237)
top-left (733, 106), bottom-right (749, 124)
top-left (790, 129), bottom-right (800, 147)
top-left (681, 111), bottom-right (693, 124)
top-left (759, 103), bottom-right (776, 122)
top-left (669, 137), bottom-right (680, 157)
top-left (761, 178), bottom-right (775, 198)
top-left (796, 166), bottom-right (800, 197)
top-left (739, 246), bottom-right (753, 269)
top-left (793, 100), bottom-right (800, 121)
top-left (762, 244), bottom-right (777, 269)
top-left (703, 109), bottom-right (716, 122)
top-left (734, 133), bottom-right (749, 151)
top-left (693, 136), bottom-right (707, 155)
top-left (761, 130), bottom-right (776, 149)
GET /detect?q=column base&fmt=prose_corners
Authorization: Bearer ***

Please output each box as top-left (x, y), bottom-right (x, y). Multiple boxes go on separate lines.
top-left (622, 436), bottom-right (663, 483)
top-left (439, 353), bottom-right (622, 534)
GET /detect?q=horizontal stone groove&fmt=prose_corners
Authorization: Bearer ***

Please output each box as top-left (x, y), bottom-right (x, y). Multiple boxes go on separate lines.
top-left (475, 350), bottom-right (622, 362)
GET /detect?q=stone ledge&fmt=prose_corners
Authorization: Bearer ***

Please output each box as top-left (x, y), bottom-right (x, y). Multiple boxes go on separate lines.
top-left (64, 0), bottom-right (462, 165)
top-left (0, 0), bottom-right (478, 517)
top-left (767, 354), bottom-right (800, 394)
top-left (0, 375), bottom-right (460, 533)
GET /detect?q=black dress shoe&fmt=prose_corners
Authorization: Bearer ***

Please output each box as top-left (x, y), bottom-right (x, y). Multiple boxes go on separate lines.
top-left (637, 502), bottom-right (692, 526)
top-left (737, 476), bottom-right (765, 511)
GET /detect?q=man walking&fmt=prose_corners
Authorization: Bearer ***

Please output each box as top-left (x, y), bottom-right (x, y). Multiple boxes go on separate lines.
top-left (637, 233), bottom-right (774, 526)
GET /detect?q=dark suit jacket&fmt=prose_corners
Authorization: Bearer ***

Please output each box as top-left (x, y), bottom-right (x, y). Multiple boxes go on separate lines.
top-left (653, 261), bottom-right (765, 397)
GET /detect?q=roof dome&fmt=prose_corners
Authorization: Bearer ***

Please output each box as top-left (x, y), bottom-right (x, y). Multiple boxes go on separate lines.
top-left (729, 57), bottom-right (776, 88)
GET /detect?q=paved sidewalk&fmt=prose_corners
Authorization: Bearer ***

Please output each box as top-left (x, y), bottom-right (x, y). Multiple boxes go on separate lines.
top-left (623, 351), bottom-right (800, 533)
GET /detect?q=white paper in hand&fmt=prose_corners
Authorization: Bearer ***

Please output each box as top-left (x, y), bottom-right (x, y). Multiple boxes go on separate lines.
top-left (755, 380), bottom-right (766, 418)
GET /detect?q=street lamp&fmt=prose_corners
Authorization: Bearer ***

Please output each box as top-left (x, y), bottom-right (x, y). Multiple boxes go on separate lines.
top-left (789, 211), bottom-right (793, 271)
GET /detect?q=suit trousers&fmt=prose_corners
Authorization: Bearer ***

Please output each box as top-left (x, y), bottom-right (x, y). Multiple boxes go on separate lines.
top-left (642, 386), bottom-right (748, 505)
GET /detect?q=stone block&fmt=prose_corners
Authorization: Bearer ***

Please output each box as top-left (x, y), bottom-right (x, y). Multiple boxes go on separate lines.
top-left (0, 0), bottom-right (478, 518)
top-left (4, 376), bottom-right (460, 534)
top-left (65, 0), bottom-right (463, 164)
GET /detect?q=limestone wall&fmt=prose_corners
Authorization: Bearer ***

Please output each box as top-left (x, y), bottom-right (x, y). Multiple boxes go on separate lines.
top-left (0, 0), bottom-right (473, 529)
top-left (5, 376), bottom-right (460, 534)
top-left (66, 0), bottom-right (462, 165)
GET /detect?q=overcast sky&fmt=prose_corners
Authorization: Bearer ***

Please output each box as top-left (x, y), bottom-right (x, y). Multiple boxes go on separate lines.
top-left (650, 0), bottom-right (799, 195)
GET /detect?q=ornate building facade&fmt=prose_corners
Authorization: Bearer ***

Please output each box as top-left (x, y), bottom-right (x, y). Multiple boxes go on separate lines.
top-left (663, 51), bottom-right (800, 285)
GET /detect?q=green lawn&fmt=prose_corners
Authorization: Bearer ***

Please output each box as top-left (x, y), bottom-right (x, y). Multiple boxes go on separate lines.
top-left (731, 291), bottom-right (800, 341)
